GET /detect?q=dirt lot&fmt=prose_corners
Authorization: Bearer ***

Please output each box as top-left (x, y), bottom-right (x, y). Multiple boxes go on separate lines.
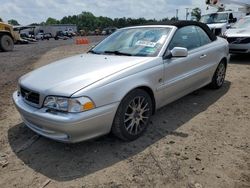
top-left (0, 37), bottom-right (249, 188)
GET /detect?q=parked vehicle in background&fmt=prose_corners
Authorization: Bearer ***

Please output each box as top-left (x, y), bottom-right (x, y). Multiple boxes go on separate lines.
top-left (200, 11), bottom-right (245, 36)
top-left (204, 0), bottom-right (250, 36)
top-left (35, 33), bottom-right (44, 40)
top-left (102, 27), bottom-right (118, 35)
top-left (205, 0), bottom-right (250, 13)
top-left (67, 28), bottom-right (76, 36)
top-left (43, 33), bottom-right (52, 40)
top-left (224, 15), bottom-right (250, 53)
top-left (13, 21), bottom-right (229, 143)
top-left (62, 30), bottom-right (73, 38)
top-left (20, 33), bottom-right (37, 42)
top-left (54, 31), bottom-right (69, 40)
top-left (95, 29), bottom-right (102, 35)
top-left (88, 31), bottom-right (95, 36)
top-left (79, 29), bottom-right (87, 36)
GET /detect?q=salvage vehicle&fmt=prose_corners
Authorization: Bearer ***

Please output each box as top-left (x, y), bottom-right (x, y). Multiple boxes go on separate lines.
top-left (43, 33), bottom-right (52, 40)
top-left (54, 31), bottom-right (69, 40)
top-left (223, 15), bottom-right (250, 53)
top-left (13, 21), bottom-right (229, 143)
top-left (200, 11), bottom-right (245, 36)
top-left (203, 0), bottom-right (250, 36)
top-left (102, 27), bottom-right (118, 35)
top-left (20, 33), bottom-right (37, 42)
top-left (35, 33), bottom-right (44, 40)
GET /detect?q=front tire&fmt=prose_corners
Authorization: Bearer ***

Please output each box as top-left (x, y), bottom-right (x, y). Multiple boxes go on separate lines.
top-left (112, 89), bottom-right (153, 141)
top-left (210, 61), bottom-right (226, 89)
top-left (0, 34), bottom-right (14, 52)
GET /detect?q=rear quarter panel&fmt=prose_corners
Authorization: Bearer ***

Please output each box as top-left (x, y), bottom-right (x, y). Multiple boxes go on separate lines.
top-left (199, 37), bottom-right (229, 80)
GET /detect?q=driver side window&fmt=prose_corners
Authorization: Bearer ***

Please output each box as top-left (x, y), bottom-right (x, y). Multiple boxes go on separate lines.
top-left (168, 26), bottom-right (201, 51)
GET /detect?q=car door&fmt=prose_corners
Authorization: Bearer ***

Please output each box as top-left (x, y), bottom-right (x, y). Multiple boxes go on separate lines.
top-left (160, 26), bottom-right (211, 104)
top-left (195, 26), bottom-right (219, 84)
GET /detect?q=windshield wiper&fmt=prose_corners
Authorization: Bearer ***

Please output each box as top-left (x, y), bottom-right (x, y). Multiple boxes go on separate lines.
top-left (88, 50), bottom-right (101, 55)
top-left (104, 50), bottom-right (132, 56)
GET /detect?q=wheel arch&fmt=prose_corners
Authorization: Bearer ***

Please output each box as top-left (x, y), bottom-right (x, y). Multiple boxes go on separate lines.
top-left (111, 85), bottom-right (156, 141)
top-left (123, 86), bottom-right (156, 115)
top-left (0, 31), bottom-right (14, 39)
top-left (220, 57), bottom-right (228, 69)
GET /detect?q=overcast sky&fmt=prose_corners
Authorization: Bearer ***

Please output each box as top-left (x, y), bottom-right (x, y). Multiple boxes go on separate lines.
top-left (0, 0), bottom-right (241, 25)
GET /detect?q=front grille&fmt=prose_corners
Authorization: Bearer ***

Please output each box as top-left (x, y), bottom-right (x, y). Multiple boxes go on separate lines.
top-left (227, 37), bottom-right (250, 44)
top-left (20, 87), bottom-right (40, 105)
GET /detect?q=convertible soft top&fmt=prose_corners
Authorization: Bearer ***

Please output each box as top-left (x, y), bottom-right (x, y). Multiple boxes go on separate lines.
top-left (145, 20), bottom-right (217, 41)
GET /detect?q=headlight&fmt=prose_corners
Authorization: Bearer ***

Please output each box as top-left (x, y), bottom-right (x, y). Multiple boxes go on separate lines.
top-left (44, 96), bottom-right (95, 113)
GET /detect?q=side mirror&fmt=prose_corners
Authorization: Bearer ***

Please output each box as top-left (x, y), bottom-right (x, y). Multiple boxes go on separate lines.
top-left (171, 47), bottom-right (188, 58)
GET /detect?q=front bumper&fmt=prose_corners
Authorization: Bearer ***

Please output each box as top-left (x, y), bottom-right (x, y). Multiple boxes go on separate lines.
top-left (13, 91), bottom-right (119, 143)
top-left (229, 43), bottom-right (250, 54)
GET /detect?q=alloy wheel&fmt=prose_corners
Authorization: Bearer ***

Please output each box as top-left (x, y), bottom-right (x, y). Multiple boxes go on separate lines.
top-left (216, 63), bottom-right (226, 86)
top-left (124, 96), bottom-right (150, 135)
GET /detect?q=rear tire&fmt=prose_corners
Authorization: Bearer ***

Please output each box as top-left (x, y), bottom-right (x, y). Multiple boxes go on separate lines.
top-left (210, 61), bottom-right (226, 89)
top-left (112, 89), bottom-right (153, 141)
top-left (0, 34), bottom-right (14, 52)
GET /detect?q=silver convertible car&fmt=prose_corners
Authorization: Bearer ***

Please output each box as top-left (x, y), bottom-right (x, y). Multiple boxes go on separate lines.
top-left (13, 21), bottom-right (229, 143)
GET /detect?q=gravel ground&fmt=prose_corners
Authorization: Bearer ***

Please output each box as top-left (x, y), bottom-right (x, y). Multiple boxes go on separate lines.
top-left (0, 38), bottom-right (249, 188)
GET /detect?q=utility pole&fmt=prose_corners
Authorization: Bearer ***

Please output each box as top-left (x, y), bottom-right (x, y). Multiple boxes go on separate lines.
top-left (176, 9), bottom-right (179, 20)
top-left (185, 8), bottom-right (189, 20)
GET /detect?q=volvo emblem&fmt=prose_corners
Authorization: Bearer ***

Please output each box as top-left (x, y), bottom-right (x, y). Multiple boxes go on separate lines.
top-left (24, 92), bottom-right (31, 99)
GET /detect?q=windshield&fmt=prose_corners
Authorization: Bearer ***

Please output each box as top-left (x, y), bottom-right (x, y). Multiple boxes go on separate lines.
top-left (200, 13), bottom-right (228, 24)
top-left (233, 17), bottom-right (250, 28)
top-left (90, 27), bottom-right (171, 57)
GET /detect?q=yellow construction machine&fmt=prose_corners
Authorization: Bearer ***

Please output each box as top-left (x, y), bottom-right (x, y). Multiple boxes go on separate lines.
top-left (0, 22), bottom-right (20, 51)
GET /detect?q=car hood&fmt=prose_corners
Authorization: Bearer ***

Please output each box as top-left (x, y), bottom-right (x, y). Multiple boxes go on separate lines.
top-left (207, 23), bottom-right (227, 29)
top-left (225, 28), bottom-right (250, 37)
top-left (20, 54), bottom-right (152, 97)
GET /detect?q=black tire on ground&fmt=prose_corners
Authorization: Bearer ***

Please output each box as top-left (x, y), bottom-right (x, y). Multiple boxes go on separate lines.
top-left (0, 34), bottom-right (14, 52)
top-left (210, 61), bottom-right (227, 89)
top-left (112, 89), bottom-right (153, 141)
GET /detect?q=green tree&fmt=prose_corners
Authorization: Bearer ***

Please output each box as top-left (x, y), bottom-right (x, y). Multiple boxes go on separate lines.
top-left (191, 8), bottom-right (202, 21)
top-left (8, 19), bottom-right (20, 25)
top-left (161, 18), bottom-right (170, 22)
top-left (29, 23), bottom-right (39, 26)
top-left (170, 17), bottom-right (178, 21)
top-left (0, 17), bottom-right (2, 22)
top-left (45, 17), bottom-right (59, 25)
top-left (41, 11), bottom-right (170, 32)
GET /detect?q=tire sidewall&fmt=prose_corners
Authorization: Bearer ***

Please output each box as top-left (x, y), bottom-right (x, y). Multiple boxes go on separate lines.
top-left (114, 89), bottom-right (153, 141)
top-left (211, 62), bottom-right (226, 89)
top-left (0, 35), bottom-right (14, 51)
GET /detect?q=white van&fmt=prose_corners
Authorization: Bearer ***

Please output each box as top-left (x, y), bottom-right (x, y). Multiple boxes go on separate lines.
top-left (200, 11), bottom-right (246, 36)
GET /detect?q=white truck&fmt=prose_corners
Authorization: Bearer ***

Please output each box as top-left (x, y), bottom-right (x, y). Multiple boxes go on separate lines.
top-left (200, 0), bottom-right (250, 36)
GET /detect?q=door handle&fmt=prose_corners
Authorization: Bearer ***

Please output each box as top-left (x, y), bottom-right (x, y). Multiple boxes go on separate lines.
top-left (200, 54), bottom-right (207, 59)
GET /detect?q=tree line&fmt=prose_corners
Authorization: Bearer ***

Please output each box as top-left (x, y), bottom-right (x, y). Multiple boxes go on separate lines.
top-left (36, 12), bottom-right (181, 31)
top-left (2, 8), bottom-right (201, 31)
